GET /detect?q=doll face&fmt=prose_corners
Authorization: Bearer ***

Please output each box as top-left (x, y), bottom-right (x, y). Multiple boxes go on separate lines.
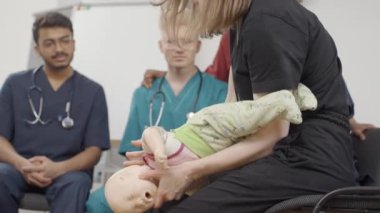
top-left (105, 165), bottom-right (157, 213)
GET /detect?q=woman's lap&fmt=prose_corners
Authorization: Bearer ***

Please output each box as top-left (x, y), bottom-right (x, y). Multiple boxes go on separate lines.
top-left (165, 151), bottom-right (355, 213)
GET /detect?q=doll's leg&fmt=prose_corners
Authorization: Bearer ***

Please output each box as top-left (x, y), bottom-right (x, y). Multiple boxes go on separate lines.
top-left (142, 127), bottom-right (168, 169)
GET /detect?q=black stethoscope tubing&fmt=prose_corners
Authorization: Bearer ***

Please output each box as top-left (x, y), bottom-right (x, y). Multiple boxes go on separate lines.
top-left (149, 69), bottom-right (203, 126)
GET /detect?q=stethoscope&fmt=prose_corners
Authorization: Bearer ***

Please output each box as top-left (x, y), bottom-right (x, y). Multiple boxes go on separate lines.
top-left (24, 66), bottom-right (75, 129)
top-left (149, 70), bottom-right (203, 126)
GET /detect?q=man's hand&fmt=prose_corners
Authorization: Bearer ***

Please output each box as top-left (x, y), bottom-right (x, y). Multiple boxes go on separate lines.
top-left (25, 172), bottom-right (52, 188)
top-left (15, 159), bottom-right (51, 187)
top-left (349, 118), bottom-right (376, 140)
top-left (142, 69), bottom-right (166, 88)
top-left (22, 156), bottom-right (64, 180)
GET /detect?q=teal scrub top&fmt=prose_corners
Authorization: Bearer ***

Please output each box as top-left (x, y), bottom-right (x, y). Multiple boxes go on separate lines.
top-left (119, 71), bottom-right (227, 154)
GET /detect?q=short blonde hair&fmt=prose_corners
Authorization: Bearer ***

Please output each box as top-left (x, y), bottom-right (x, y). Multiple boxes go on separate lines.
top-left (155, 0), bottom-right (251, 38)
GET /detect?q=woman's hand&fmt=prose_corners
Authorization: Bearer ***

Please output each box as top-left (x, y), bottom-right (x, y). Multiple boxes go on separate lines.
top-left (123, 140), bottom-right (145, 167)
top-left (140, 161), bottom-right (196, 208)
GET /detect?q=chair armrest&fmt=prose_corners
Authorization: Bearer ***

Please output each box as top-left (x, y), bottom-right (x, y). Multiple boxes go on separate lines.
top-left (313, 186), bottom-right (380, 213)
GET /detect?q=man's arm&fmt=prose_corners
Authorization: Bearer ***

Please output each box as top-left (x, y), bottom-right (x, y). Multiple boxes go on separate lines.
top-left (142, 69), bottom-right (166, 88)
top-left (0, 136), bottom-right (29, 172)
top-left (0, 136), bottom-right (52, 187)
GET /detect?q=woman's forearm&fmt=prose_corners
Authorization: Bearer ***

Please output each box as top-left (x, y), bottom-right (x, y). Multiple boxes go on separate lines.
top-left (187, 118), bottom-right (289, 180)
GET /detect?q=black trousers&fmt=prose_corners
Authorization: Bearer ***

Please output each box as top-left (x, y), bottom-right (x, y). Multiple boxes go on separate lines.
top-left (158, 121), bottom-right (357, 213)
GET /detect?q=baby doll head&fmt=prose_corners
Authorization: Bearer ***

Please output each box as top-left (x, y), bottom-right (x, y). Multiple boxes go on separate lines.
top-left (104, 165), bottom-right (157, 213)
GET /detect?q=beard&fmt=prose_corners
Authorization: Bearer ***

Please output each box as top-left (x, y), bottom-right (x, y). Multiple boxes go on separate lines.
top-left (43, 52), bottom-right (74, 72)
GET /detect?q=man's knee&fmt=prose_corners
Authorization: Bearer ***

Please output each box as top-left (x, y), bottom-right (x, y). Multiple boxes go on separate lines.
top-left (56, 171), bottom-right (92, 190)
top-left (0, 163), bottom-right (25, 206)
top-left (0, 163), bottom-right (24, 188)
top-left (0, 163), bottom-right (18, 177)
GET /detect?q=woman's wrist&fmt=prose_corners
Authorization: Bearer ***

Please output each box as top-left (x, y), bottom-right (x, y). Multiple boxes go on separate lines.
top-left (183, 159), bottom-right (208, 182)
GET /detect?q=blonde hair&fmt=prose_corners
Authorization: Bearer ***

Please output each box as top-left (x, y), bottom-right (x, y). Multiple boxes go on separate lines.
top-left (155, 0), bottom-right (252, 38)
top-left (159, 6), bottom-right (195, 36)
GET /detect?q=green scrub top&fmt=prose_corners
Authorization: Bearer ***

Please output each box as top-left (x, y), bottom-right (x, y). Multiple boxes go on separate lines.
top-left (119, 71), bottom-right (227, 154)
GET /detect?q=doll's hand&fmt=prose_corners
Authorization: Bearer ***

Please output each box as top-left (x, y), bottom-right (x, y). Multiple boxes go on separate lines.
top-left (154, 150), bottom-right (168, 170)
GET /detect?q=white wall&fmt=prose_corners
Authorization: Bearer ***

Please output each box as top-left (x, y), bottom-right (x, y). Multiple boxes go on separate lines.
top-left (0, 0), bottom-right (57, 84)
top-left (68, 5), bottom-right (219, 140)
top-left (302, 0), bottom-right (380, 126)
top-left (0, 0), bottom-right (379, 140)
top-left (0, 1), bottom-right (220, 140)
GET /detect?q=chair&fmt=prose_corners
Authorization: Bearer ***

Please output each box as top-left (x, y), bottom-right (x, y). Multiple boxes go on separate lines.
top-left (265, 128), bottom-right (380, 213)
top-left (19, 168), bottom-right (94, 212)
top-left (19, 192), bottom-right (49, 211)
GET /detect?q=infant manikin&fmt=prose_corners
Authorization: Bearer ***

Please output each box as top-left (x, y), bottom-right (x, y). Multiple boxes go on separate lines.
top-left (104, 165), bottom-right (157, 213)
top-left (105, 84), bottom-right (318, 213)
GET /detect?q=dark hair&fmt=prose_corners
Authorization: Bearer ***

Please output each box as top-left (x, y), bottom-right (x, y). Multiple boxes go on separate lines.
top-left (32, 12), bottom-right (73, 43)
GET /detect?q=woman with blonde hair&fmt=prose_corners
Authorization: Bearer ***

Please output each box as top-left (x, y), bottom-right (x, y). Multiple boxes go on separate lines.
top-left (129, 0), bottom-right (357, 212)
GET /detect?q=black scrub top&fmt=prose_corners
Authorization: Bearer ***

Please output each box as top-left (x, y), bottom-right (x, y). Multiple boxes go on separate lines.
top-left (231, 0), bottom-right (356, 181)
top-left (0, 68), bottom-right (110, 162)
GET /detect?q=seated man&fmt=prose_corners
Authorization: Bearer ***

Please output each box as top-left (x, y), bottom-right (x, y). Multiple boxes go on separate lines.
top-left (0, 12), bottom-right (110, 212)
top-left (105, 84), bottom-right (317, 213)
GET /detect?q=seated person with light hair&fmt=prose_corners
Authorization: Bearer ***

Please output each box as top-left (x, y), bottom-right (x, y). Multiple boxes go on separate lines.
top-left (104, 83), bottom-right (317, 213)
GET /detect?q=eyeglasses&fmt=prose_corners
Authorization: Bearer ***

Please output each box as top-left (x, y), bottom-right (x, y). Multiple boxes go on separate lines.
top-left (40, 36), bottom-right (74, 49)
top-left (162, 39), bottom-right (197, 50)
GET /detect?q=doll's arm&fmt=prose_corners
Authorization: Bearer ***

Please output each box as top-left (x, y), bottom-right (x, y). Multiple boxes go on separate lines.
top-left (142, 127), bottom-right (168, 169)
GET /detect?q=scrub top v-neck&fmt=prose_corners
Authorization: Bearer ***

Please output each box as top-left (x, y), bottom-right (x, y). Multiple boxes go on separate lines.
top-left (119, 71), bottom-right (227, 154)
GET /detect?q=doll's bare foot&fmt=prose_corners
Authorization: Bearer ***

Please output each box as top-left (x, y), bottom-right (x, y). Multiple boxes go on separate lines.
top-left (154, 150), bottom-right (168, 169)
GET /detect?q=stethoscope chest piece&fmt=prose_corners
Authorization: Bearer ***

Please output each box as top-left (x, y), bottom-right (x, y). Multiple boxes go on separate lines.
top-left (61, 102), bottom-right (74, 129)
top-left (61, 116), bottom-right (74, 129)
